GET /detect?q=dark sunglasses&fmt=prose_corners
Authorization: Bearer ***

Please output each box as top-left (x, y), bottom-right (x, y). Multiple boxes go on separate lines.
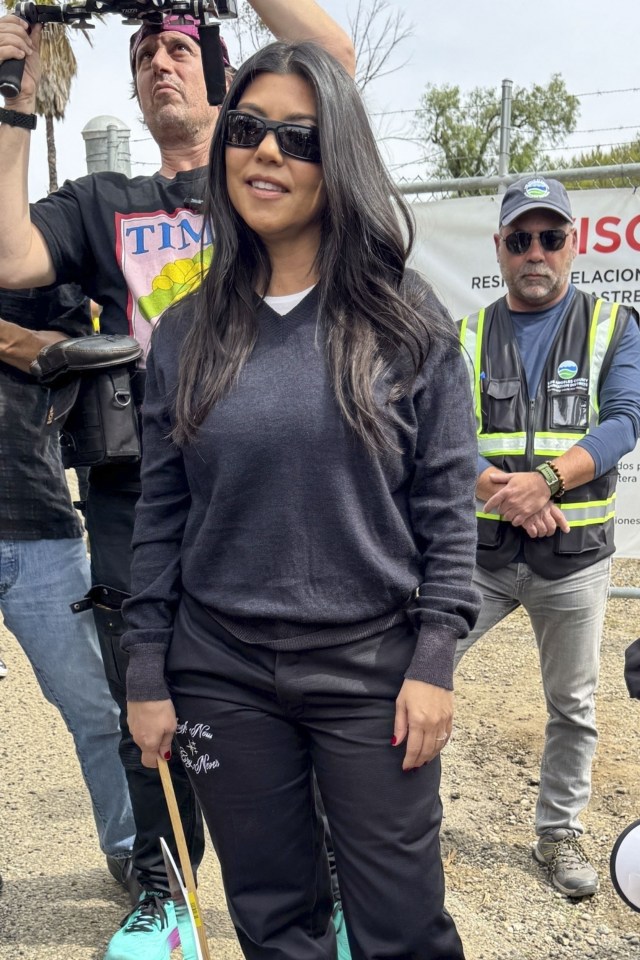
top-left (501, 229), bottom-right (572, 256)
top-left (225, 111), bottom-right (321, 163)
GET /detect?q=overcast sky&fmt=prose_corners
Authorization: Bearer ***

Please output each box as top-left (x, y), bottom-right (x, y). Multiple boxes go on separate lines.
top-left (15, 0), bottom-right (640, 199)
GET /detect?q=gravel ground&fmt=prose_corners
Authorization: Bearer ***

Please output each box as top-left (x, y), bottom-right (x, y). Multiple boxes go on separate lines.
top-left (1, 559), bottom-right (639, 959)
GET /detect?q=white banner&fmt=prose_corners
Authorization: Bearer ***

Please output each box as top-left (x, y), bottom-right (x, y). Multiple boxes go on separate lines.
top-left (409, 188), bottom-right (640, 558)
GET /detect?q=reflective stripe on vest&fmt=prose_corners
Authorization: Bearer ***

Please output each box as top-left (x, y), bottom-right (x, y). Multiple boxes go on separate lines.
top-left (459, 308), bottom-right (485, 431)
top-left (589, 300), bottom-right (620, 425)
top-left (559, 493), bottom-right (617, 527)
top-left (476, 495), bottom-right (616, 526)
top-left (477, 433), bottom-right (527, 457)
top-left (460, 298), bottom-right (620, 524)
top-left (460, 299), bottom-right (619, 447)
top-left (533, 432), bottom-right (585, 456)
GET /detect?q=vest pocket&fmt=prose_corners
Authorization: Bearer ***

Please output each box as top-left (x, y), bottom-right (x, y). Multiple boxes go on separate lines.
top-left (553, 522), bottom-right (607, 556)
top-left (482, 378), bottom-right (520, 432)
top-left (548, 392), bottom-right (589, 429)
top-left (553, 471), bottom-right (616, 556)
top-left (477, 516), bottom-right (507, 548)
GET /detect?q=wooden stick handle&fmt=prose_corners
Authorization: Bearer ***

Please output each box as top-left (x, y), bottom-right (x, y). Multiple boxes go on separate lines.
top-left (158, 757), bottom-right (212, 960)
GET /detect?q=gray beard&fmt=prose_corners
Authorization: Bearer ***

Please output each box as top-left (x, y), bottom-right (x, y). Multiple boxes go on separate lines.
top-left (145, 107), bottom-right (215, 149)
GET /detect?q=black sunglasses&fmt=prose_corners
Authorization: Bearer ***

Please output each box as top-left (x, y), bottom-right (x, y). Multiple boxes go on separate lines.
top-left (501, 229), bottom-right (572, 256)
top-left (225, 111), bottom-right (321, 163)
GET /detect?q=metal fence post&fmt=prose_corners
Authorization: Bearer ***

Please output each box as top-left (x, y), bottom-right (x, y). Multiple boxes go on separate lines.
top-left (497, 79), bottom-right (512, 192)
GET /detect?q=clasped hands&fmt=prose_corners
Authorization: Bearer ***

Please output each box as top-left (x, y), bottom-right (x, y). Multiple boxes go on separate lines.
top-left (480, 468), bottom-right (570, 539)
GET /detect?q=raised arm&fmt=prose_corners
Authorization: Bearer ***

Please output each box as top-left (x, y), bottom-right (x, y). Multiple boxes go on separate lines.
top-left (248, 0), bottom-right (356, 76)
top-left (0, 15), bottom-right (56, 288)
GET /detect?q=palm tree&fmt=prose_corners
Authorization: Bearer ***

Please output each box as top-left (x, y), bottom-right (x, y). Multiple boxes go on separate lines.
top-left (5, 0), bottom-right (79, 194)
top-left (36, 24), bottom-right (78, 193)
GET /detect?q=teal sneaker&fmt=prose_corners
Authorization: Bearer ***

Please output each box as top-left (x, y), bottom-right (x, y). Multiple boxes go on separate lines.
top-left (332, 902), bottom-right (352, 960)
top-left (103, 891), bottom-right (180, 960)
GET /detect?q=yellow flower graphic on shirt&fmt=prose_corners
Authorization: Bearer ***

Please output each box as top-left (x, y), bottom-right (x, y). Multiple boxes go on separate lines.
top-left (137, 246), bottom-right (213, 322)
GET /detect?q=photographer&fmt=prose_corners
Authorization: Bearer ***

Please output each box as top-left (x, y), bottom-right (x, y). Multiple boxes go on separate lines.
top-left (0, 5), bottom-right (355, 959)
top-left (0, 284), bottom-right (136, 896)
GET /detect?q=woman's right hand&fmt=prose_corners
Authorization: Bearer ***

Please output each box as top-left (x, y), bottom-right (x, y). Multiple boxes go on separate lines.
top-left (127, 699), bottom-right (177, 768)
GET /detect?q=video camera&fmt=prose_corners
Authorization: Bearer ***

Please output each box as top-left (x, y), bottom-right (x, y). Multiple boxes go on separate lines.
top-left (0, 0), bottom-right (238, 104)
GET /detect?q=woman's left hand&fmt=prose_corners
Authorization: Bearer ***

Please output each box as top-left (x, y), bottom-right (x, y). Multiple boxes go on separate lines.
top-left (392, 679), bottom-right (453, 770)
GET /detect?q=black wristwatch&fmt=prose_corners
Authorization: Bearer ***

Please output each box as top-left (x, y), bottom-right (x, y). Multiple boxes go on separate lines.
top-left (0, 107), bottom-right (37, 130)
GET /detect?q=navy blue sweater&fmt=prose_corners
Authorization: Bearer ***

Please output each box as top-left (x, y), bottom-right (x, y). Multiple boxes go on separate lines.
top-left (123, 278), bottom-right (481, 701)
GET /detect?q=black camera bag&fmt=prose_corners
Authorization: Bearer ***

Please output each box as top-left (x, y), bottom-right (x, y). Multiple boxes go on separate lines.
top-left (32, 334), bottom-right (143, 468)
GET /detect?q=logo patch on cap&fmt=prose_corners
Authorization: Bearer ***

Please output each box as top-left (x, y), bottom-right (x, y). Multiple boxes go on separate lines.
top-left (524, 179), bottom-right (551, 199)
top-left (558, 360), bottom-right (578, 380)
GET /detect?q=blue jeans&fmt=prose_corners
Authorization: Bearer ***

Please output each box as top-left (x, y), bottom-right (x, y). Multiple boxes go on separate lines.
top-left (455, 558), bottom-right (610, 837)
top-left (0, 537), bottom-right (135, 858)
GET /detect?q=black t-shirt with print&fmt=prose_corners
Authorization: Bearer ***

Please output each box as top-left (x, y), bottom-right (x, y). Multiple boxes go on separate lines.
top-left (31, 168), bottom-right (210, 495)
top-left (30, 168), bottom-right (210, 360)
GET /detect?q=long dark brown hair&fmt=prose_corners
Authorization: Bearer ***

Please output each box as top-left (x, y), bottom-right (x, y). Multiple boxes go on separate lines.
top-left (172, 41), bottom-right (452, 450)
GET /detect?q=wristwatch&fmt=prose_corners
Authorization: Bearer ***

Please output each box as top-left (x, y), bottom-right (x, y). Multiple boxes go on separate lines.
top-left (0, 107), bottom-right (37, 130)
top-left (535, 462), bottom-right (564, 499)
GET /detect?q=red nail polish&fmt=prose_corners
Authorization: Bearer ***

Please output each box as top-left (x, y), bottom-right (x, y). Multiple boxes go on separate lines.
top-left (163, 751), bottom-right (171, 760)
top-left (390, 735), bottom-right (397, 746)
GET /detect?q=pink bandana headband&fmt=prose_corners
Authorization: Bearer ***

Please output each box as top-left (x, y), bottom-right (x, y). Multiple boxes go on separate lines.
top-left (129, 15), bottom-right (231, 73)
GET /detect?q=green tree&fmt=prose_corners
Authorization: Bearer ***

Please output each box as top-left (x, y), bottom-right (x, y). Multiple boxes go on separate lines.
top-left (36, 24), bottom-right (78, 194)
top-left (555, 137), bottom-right (640, 189)
top-left (417, 74), bottom-right (579, 181)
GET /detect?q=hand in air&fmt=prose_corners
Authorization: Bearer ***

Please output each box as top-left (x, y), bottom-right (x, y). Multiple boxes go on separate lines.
top-left (0, 14), bottom-right (42, 106)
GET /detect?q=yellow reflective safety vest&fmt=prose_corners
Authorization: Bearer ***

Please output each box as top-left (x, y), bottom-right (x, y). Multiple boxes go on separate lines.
top-left (459, 291), bottom-right (630, 579)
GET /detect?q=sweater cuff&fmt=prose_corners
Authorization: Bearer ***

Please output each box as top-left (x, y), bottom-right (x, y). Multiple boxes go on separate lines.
top-left (126, 643), bottom-right (171, 702)
top-left (404, 624), bottom-right (458, 689)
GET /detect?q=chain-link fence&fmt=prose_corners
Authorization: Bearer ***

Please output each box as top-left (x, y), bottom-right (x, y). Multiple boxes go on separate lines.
top-left (395, 161), bottom-right (640, 200)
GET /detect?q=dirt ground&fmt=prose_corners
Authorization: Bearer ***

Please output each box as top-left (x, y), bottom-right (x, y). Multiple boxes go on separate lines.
top-left (1, 559), bottom-right (639, 960)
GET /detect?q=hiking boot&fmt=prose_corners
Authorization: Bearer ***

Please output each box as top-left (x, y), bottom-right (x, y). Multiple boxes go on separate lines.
top-left (533, 832), bottom-right (599, 898)
top-left (106, 855), bottom-right (142, 906)
top-left (103, 891), bottom-right (179, 960)
top-left (332, 901), bottom-right (352, 960)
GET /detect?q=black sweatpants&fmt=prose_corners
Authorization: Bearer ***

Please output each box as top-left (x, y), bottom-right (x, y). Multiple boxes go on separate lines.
top-left (168, 594), bottom-right (464, 960)
top-left (85, 476), bottom-right (205, 893)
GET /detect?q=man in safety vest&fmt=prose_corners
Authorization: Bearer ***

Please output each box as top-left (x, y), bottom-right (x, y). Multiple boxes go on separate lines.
top-left (456, 176), bottom-right (640, 898)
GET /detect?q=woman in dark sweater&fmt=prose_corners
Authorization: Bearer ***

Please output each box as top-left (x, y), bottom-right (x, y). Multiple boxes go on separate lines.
top-left (123, 40), bottom-right (480, 960)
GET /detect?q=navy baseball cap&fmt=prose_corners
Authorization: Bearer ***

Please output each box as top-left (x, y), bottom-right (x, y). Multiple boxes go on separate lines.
top-left (499, 177), bottom-right (573, 226)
